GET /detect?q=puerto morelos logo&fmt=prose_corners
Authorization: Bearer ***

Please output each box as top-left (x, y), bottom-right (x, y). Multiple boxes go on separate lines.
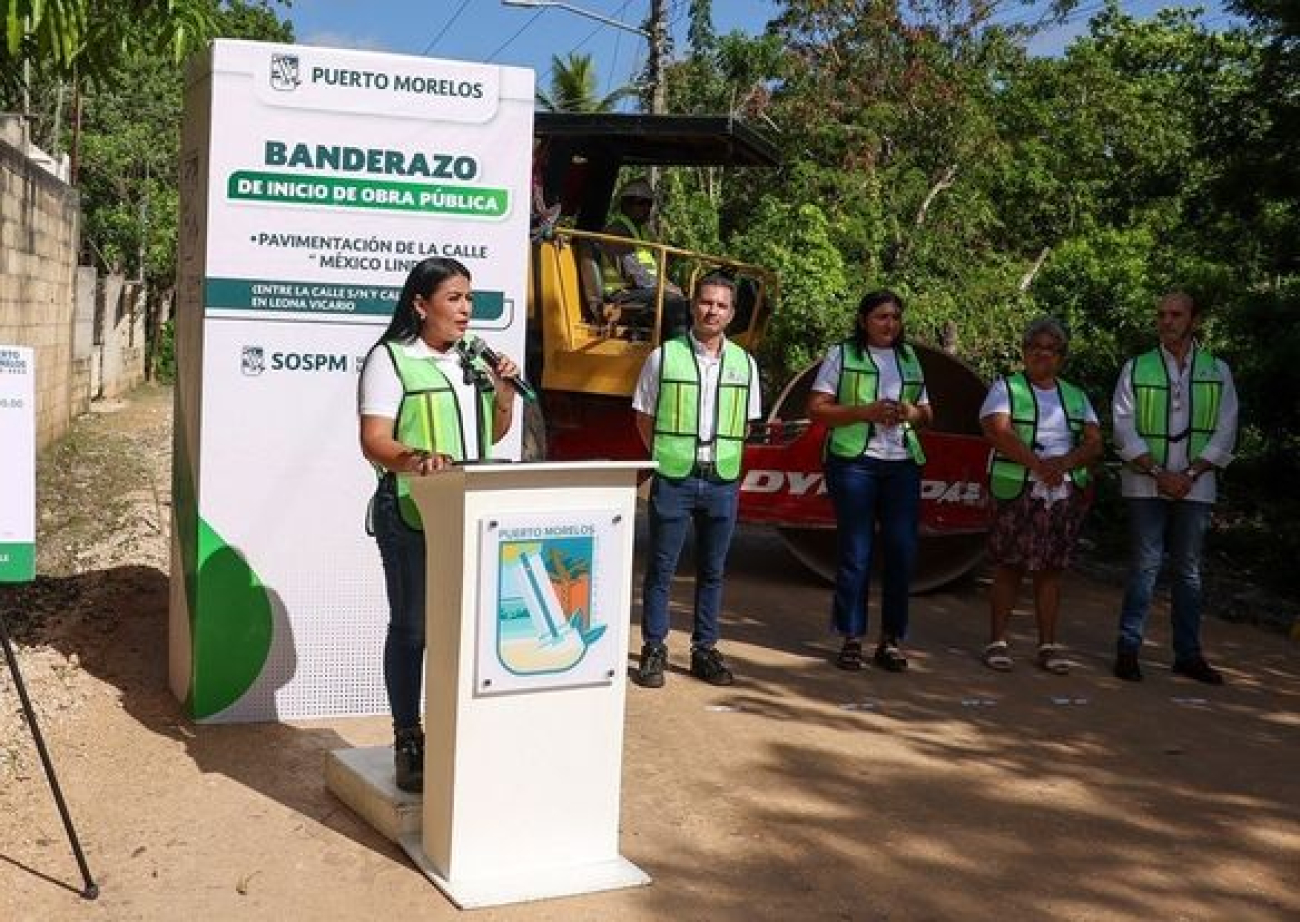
top-left (241, 346), bottom-right (266, 376)
top-left (269, 53), bottom-right (301, 92)
top-left (495, 535), bottom-right (605, 677)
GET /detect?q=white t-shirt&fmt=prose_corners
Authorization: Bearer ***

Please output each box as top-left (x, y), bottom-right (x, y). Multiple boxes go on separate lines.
top-left (810, 343), bottom-right (932, 460)
top-left (980, 377), bottom-right (1098, 468)
top-left (633, 333), bottom-right (762, 464)
top-left (358, 337), bottom-right (493, 459)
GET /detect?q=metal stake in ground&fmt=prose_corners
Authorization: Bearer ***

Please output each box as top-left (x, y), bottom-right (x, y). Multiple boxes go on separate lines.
top-left (0, 607), bottom-right (99, 900)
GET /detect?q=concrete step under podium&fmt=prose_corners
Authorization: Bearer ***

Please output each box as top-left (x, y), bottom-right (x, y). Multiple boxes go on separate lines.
top-left (325, 745), bottom-right (421, 844)
top-left (326, 745), bottom-right (650, 908)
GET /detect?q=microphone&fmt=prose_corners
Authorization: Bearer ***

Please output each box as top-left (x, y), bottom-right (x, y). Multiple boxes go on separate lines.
top-left (459, 335), bottom-right (538, 403)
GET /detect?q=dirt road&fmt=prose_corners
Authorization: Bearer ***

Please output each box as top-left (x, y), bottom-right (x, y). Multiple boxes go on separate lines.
top-left (1, 385), bottom-right (1296, 921)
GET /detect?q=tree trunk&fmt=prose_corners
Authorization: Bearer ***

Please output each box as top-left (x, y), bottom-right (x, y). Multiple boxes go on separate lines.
top-left (914, 164), bottom-right (958, 228)
top-left (1018, 246), bottom-right (1052, 292)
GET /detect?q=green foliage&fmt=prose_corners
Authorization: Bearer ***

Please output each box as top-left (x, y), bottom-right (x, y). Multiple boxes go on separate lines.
top-left (729, 199), bottom-right (851, 384)
top-left (664, 29), bottom-right (784, 115)
top-left (1030, 226), bottom-right (1160, 392)
top-left (2, 0), bottom-right (217, 97)
top-left (535, 52), bottom-right (632, 113)
top-left (1221, 280), bottom-right (1300, 458)
top-left (659, 167), bottom-right (721, 263)
top-left (154, 318), bottom-right (176, 383)
top-left (69, 2), bottom-right (292, 283)
top-left (648, 0), bottom-right (1299, 587)
top-left (686, 0), bottom-right (716, 56)
top-left (76, 46), bottom-right (184, 278)
top-left (9, 0), bottom-right (1298, 590)
top-left (903, 265), bottom-right (1039, 382)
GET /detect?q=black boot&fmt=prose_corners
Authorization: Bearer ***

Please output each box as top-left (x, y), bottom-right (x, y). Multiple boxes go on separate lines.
top-left (394, 727), bottom-right (424, 794)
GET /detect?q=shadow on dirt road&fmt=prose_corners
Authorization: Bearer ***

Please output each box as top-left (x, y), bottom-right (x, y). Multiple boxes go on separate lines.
top-left (613, 525), bottom-right (1299, 921)
top-left (2, 564), bottom-right (405, 872)
top-left (2, 384), bottom-right (1296, 920)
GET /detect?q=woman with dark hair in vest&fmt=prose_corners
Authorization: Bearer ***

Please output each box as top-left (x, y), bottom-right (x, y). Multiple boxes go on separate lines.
top-left (357, 257), bottom-right (523, 793)
top-left (808, 290), bottom-right (933, 673)
top-left (979, 317), bottom-right (1102, 675)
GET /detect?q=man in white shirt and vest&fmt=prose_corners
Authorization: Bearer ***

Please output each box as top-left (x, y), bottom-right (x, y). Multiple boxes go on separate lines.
top-left (631, 274), bottom-right (762, 687)
top-left (1112, 291), bottom-right (1239, 684)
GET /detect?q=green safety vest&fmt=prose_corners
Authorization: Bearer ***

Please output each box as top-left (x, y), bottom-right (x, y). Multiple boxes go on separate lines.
top-left (383, 341), bottom-right (493, 529)
top-left (825, 340), bottom-right (928, 464)
top-left (1130, 347), bottom-right (1223, 467)
top-left (988, 372), bottom-right (1092, 501)
top-left (652, 337), bottom-right (753, 482)
top-left (600, 214), bottom-right (659, 294)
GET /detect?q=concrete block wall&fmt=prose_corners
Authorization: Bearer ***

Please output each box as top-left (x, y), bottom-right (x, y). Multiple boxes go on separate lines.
top-left (71, 265), bottom-right (95, 410)
top-left (95, 274), bottom-right (147, 400)
top-left (0, 136), bottom-right (149, 451)
top-left (0, 139), bottom-right (80, 451)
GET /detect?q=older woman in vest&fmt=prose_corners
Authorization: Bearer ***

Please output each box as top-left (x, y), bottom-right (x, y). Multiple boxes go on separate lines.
top-left (358, 257), bottom-right (522, 793)
top-left (979, 317), bottom-right (1102, 674)
top-left (808, 290), bottom-right (933, 673)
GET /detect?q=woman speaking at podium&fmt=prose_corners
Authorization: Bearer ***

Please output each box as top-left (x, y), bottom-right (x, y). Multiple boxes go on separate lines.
top-left (357, 256), bottom-right (522, 793)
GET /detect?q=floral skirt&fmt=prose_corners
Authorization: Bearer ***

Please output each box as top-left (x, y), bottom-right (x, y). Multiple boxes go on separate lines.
top-left (987, 484), bottom-right (1091, 572)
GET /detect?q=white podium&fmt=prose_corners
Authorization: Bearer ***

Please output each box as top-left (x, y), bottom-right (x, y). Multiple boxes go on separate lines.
top-left (403, 460), bottom-right (652, 908)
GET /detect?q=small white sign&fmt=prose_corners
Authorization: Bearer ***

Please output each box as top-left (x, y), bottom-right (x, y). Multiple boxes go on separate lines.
top-left (0, 345), bottom-right (35, 583)
top-left (474, 510), bottom-right (625, 695)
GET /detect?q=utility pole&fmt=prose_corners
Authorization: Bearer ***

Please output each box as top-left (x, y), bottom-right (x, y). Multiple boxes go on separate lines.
top-left (648, 0), bottom-right (668, 115)
top-left (502, 1), bottom-right (668, 113)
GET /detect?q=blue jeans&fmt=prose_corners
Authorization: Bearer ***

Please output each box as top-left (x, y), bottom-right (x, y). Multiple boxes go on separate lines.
top-left (1117, 498), bottom-right (1212, 662)
top-left (825, 456), bottom-right (921, 641)
top-left (372, 480), bottom-right (426, 732)
top-left (641, 475), bottom-right (740, 648)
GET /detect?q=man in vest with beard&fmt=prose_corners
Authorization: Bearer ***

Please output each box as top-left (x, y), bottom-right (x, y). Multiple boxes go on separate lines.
top-left (601, 177), bottom-right (690, 338)
top-left (631, 274), bottom-right (762, 687)
top-left (1112, 291), bottom-right (1239, 685)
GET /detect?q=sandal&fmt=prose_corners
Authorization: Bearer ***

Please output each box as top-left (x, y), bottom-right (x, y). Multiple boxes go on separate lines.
top-left (1037, 643), bottom-right (1070, 675)
top-left (982, 641), bottom-right (1013, 672)
top-left (874, 642), bottom-right (908, 673)
top-left (836, 638), bottom-right (863, 671)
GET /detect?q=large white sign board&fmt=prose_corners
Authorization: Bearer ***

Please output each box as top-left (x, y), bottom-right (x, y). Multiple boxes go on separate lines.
top-left (171, 41), bottom-right (533, 721)
top-left (0, 346), bottom-right (35, 584)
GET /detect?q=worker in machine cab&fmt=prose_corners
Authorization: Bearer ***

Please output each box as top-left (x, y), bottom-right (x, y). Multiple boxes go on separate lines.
top-left (600, 177), bottom-right (690, 338)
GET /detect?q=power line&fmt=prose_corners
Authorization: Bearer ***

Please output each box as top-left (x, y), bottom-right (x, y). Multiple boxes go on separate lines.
top-left (997, 0), bottom-right (1110, 33)
top-left (1001, 1), bottom-right (1239, 41)
top-left (421, 0), bottom-right (472, 56)
top-left (488, 9), bottom-right (545, 62)
top-left (1000, 1), bottom-right (1215, 33)
top-left (569, 0), bottom-right (636, 55)
top-left (571, 21), bottom-right (607, 54)
top-left (527, 0), bottom-right (649, 100)
top-left (607, 14), bottom-right (626, 92)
